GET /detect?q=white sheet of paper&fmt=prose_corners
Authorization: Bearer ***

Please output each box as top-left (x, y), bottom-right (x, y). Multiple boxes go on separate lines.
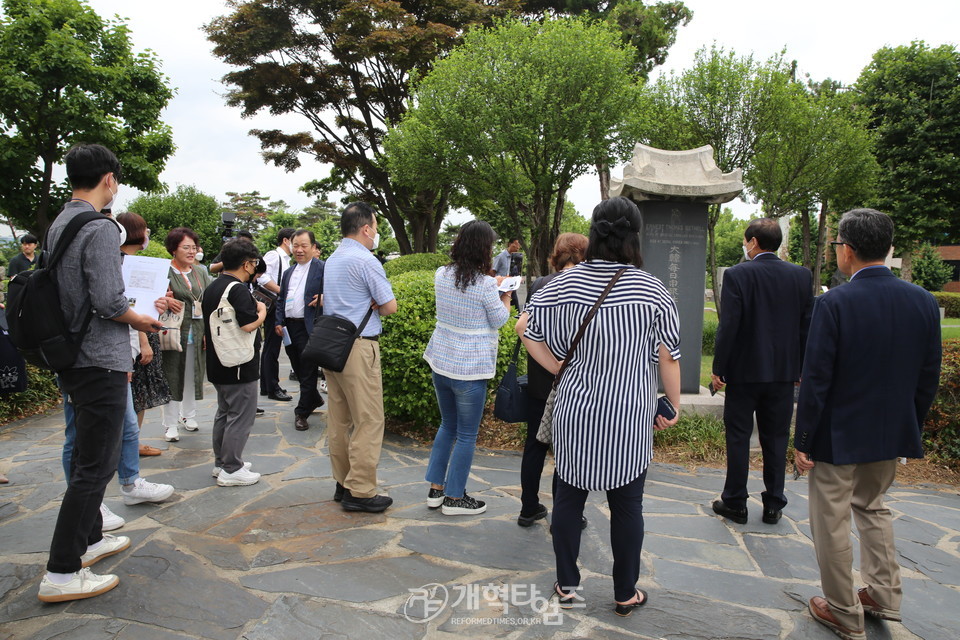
top-left (121, 255), bottom-right (171, 320)
top-left (498, 276), bottom-right (522, 292)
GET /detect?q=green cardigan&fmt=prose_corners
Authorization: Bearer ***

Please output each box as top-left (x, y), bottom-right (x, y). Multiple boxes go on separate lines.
top-left (161, 264), bottom-right (212, 401)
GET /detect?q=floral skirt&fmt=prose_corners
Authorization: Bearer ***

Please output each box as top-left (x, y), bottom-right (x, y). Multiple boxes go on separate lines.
top-left (132, 332), bottom-right (171, 413)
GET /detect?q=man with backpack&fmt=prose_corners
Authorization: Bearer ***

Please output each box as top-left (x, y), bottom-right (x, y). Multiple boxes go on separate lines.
top-left (36, 144), bottom-right (161, 603)
top-left (203, 239), bottom-right (267, 487)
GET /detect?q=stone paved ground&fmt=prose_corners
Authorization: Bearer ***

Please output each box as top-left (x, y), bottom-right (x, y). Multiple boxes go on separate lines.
top-left (1, 375), bottom-right (959, 639)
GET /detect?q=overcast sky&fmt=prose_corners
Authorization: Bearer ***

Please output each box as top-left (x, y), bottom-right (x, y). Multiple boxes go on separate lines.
top-left (75, 1), bottom-right (960, 223)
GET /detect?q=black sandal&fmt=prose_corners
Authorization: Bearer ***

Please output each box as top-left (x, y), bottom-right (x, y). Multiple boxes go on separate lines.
top-left (614, 588), bottom-right (649, 617)
top-left (554, 582), bottom-right (582, 609)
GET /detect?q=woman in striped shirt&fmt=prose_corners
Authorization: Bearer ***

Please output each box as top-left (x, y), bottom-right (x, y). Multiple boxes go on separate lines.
top-left (423, 221), bottom-right (512, 515)
top-left (519, 197), bottom-right (681, 616)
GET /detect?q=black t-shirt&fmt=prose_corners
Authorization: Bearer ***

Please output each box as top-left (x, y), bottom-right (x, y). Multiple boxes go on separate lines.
top-left (8, 253), bottom-right (38, 277)
top-left (525, 270), bottom-right (563, 399)
top-left (202, 274), bottom-right (262, 384)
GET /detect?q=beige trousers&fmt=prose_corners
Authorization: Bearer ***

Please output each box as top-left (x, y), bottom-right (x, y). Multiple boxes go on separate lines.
top-left (808, 458), bottom-right (901, 630)
top-left (324, 339), bottom-right (385, 499)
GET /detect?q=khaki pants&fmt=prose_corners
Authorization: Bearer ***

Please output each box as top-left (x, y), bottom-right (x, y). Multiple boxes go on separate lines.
top-left (324, 339), bottom-right (385, 499)
top-left (808, 459), bottom-right (901, 630)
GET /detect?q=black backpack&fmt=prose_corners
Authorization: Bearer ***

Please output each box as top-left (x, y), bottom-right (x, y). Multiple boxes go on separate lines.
top-left (6, 210), bottom-right (104, 371)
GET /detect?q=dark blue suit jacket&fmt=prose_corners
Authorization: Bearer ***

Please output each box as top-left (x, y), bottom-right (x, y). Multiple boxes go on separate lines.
top-left (794, 267), bottom-right (941, 464)
top-left (713, 253), bottom-right (814, 383)
top-left (276, 258), bottom-right (325, 329)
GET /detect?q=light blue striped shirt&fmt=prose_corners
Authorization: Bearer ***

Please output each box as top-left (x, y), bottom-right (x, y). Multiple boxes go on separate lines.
top-left (423, 266), bottom-right (511, 380)
top-left (322, 238), bottom-right (395, 337)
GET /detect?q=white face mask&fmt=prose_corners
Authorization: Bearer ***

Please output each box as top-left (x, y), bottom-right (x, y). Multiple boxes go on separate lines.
top-left (111, 217), bottom-right (126, 245)
top-left (105, 178), bottom-right (118, 211)
top-left (142, 237), bottom-right (150, 251)
top-left (743, 243), bottom-right (753, 261)
top-left (195, 251), bottom-right (205, 262)
top-left (371, 232), bottom-right (380, 251)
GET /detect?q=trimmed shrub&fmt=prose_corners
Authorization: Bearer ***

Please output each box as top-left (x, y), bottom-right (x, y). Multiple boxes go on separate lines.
top-left (0, 364), bottom-right (60, 425)
top-left (701, 317), bottom-right (718, 356)
top-left (383, 253), bottom-right (449, 278)
top-left (932, 292), bottom-right (960, 318)
top-left (925, 339), bottom-right (960, 462)
top-left (912, 243), bottom-right (953, 292)
top-left (380, 269), bottom-right (518, 429)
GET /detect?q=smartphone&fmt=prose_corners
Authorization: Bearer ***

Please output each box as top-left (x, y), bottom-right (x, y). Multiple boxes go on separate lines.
top-left (708, 381), bottom-right (717, 396)
top-left (655, 396), bottom-right (677, 421)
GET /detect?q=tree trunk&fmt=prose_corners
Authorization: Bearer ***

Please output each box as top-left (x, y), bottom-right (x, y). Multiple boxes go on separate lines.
top-left (708, 204), bottom-right (720, 315)
top-left (811, 200), bottom-right (829, 295)
top-left (596, 161), bottom-right (611, 201)
top-left (801, 210), bottom-right (811, 269)
top-left (527, 192), bottom-right (552, 278)
top-left (900, 251), bottom-right (913, 282)
top-left (35, 155), bottom-right (56, 238)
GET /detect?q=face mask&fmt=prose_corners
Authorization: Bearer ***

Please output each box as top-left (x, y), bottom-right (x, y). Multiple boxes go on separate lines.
top-left (141, 237), bottom-right (150, 251)
top-left (195, 251), bottom-right (205, 262)
top-left (742, 244), bottom-right (751, 261)
top-left (105, 182), bottom-right (117, 212)
top-left (111, 217), bottom-right (126, 245)
top-left (371, 231), bottom-right (380, 251)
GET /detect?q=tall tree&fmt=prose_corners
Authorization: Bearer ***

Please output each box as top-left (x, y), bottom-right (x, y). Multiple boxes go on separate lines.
top-left (747, 79), bottom-right (877, 289)
top-left (856, 41), bottom-right (960, 274)
top-left (641, 45), bottom-right (792, 309)
top-left (385, 17), bottom-right (641, 276)
top-left (128, 186), bottom-right (223, 258)
top-left (0, 0), bottom-right (175, 238)
top-left (204, 0), bottom-right (516, 255)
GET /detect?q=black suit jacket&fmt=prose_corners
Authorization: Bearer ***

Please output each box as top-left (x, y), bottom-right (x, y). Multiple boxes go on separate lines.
top-left (713, 253), bottom-right (814, 384)
top-left (794, 267), bottom-right (941, 464)
top-left (276, 258), bottom-right (325, 329)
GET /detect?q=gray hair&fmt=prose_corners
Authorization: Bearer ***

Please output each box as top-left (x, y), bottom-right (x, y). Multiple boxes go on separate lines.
top-left (837, 208), bottom-right (894, 262)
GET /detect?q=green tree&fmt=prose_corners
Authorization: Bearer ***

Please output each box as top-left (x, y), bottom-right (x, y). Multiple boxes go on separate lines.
top-left (386, 17), bottom-right (641, 276)
top-left (0, 0), bottom-right (175, 238)
top-left (641, 45), bottom-right (792, 309)
top-left (747, 79), bottom-right (877, 287)
top-left (912, 243), bottom-right (953, 292)
top-left (127, 186), bottom-right (223, 257)
top-left (204, 0), bottom-right (515, 255)
top-left (857, 42), bottom-right (960, 273)
top-left (710, 208), bottom-right (748, 281)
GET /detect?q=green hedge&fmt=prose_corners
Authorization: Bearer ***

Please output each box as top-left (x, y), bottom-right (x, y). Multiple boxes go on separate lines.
top-left (0, 364), bottom-right (60, 425)
top-left (925, 339), bottom-right (960, 461)
top-left (383, 253), bottom-right (449, 278)
top-left (702, 317), bottom-right (718, 356)
top-left (380, 269), bottom-right (517, 429)
top-left (932, 292), bottom-right (960, 318)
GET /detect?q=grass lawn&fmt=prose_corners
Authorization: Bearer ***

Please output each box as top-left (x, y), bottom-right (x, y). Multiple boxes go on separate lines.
top-left (943, 323), bottom-right (960, 341)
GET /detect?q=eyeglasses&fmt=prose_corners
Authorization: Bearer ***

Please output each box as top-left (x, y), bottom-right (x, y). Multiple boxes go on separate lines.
top-left (145, 228), bottom-right (151, 237)
top-left (179, 245), bottom-right (198, 252)
top-left (830, 240), bottom-right (856, 251)
top-left (246, 258), bottom-right (261, 267)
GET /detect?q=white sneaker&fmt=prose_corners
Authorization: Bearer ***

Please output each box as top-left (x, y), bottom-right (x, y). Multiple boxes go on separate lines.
top-left (211, 461), bottom-right (252, 478)
top-left (179, 417), bottom-right (199, 432)
top-left (121, 478), bottom-right (175, 505)
top-left (217, 467), bottom-right (261, 487)
top-left (164, 425), bottom-right (180, 442)
top-left (99, 504), bottom-right (124, 532)
top-left (319, 379), bottom-right (328, 393)
top-left (38, 568), bottom-right (119, 603)
top-left (80, 533), bottom-right (130, 568)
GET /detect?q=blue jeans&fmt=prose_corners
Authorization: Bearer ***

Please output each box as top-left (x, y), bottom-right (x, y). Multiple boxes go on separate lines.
top-left (424, 373), bottom-right (487, 499)
top-left (62, 382), bottom-right (140, 486)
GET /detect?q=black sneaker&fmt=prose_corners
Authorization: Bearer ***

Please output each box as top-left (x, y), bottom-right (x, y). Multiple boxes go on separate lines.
top-left (517, 503), bottom-right (548, 527)
top-left (426, 488), bottom-right (444, 509)
top-left (441, 494), bottom-right (486, 515)
top-left (341, 492), bottom-right (393, 513)
top-left (255, 407), bottom-right (265, 416)
top-left (334, 482), bottom-right (345, 502)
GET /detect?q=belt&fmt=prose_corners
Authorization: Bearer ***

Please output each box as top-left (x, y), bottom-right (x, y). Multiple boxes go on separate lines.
top-left (286, 318), bottom-right (305, 323)
top-left (360, 335), bottom-right (379, 342)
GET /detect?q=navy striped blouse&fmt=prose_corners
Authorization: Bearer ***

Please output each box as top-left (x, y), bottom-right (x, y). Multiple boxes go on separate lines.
top-left (524, 261), bottom-right (682, 490)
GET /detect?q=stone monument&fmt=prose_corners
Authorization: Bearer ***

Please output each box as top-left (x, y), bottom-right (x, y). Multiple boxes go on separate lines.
top-left (611, 144), bottom-right (743, 393)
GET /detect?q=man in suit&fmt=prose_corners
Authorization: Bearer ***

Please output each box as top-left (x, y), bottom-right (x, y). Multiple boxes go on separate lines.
top-left (275, 229), bottom-right (325, 431)
top-left (711, 218), bottom-right (814, 525)
top-left (794, 209), bottom-right (941, 640)
top-left (258, 227), bottom-right (295, 401)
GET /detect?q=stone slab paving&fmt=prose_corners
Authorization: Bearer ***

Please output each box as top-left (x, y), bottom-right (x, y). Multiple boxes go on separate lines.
top-left (1, 379), bottom-right (958, 639)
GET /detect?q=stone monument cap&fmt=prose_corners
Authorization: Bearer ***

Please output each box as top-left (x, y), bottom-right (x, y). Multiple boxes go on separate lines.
top-left (610, 144), bottom-right (744, 204)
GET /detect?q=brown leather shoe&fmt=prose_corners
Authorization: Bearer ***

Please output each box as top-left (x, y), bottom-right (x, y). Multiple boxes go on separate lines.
top-left (295, 415), bottom-right (309, 431)
top-left (138, 445), bottom-right (162, 456)
top-left (809, 596), bottom-right (865, 640)
top-left (858, 588), bottom-right (901, 621)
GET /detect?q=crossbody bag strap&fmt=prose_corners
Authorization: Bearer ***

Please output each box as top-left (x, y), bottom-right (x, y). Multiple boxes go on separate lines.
top-left (352, 307), bottom-right (376, 338)
top-left (553, 267), bottom-right (627, 385)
